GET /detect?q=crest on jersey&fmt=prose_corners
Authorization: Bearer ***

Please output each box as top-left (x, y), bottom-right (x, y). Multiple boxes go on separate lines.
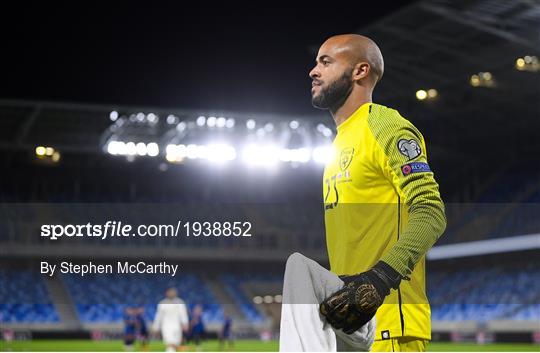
top-left (340, 147), bottom-right (354, 171)
top-left (398, 138), bottom-right (421, 160)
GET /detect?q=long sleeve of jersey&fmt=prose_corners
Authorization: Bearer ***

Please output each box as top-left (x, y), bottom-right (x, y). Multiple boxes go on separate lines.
top-left (368, 110), bottom-right (446, 277)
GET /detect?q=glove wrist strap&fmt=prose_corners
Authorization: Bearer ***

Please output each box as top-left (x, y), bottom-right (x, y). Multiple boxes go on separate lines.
top-left (372, 261), bottom-right (403, 290)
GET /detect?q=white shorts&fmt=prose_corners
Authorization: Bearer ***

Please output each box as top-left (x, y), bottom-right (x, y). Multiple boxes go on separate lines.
top-left (162, 327), bottom-right (182, 346)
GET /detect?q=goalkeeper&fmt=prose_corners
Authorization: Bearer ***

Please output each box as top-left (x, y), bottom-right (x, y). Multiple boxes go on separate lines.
top-left (279, 34), bottom-right (446, 352)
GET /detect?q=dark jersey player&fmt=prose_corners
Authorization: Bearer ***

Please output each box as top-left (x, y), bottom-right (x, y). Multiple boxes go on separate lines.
top-left (123, 307), bottom-right (138, 351)
top-left (219, 314), bottom-right (234, 350)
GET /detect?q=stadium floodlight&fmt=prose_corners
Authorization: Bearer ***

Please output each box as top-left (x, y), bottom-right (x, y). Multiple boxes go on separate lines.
top-left (147, 142), bottom-right (159, 157)
top-left (116, 141), bottom-right (127, 155)
top-left (296, 148), bottom-right (311, 163)
top-left (322, 128), bottom-right (333, 137)
top-left (147, 113), bottom-right (158, 123)
top-left (35, 146), bottom-right (46, 156)
top-left (264, 295), bottom-right (274, 304)
top-left (45, 147), bottom-right (54, 156)
top-left (185, 144), bottom-right (199, 159)
top-left (51, 151), bottom-right (61, 163)
top-left (516, 57), bottom-right (525, 69)
top-left (516, 55), bottom-right (539, 72)
top-left (264, 123), bottom-right (274, 132)
top-left (136, 142), bottom-right (147, 156)
top-left (470, 74), bottom-right (480, 87)
top-left (196, 116), bottom-right (206, 126)
top-left (256, 128), bottom-right (266, 138)
top-left (253, 296), bottom-right (263, 304)
top-left (207, 116), bottom-right (217, 127)
top-left (126, 142), bottom-right (137, 156)
top-left (206, 144), bottom-right (236, 162)
top-left (242, 144), bottom-right (279, 167)
top-left (279, 149), bottom-right (292, 162)
top-left (195, 145), bottom-right (209, 159)
top-left (136, 112), bottom-right (145, 122)
top-left (166, 114), bottom-right (177, 125)
top-left (246, 119), bottom-right (256, 130)
top-left (289, 120), bottom-right (299, 129)
top-left (166, 143), bottom-right (235, 163)
top-left (470, 72), bottom-right (495, 88)
top-left (165, 144), bottom-right (187, 163)
top-left (416, 90), bottom-right (428, 100)
top-left (317, 123), bottom-right (333, 137)
top-left (225, 118), bottom-right (235, 128)
top-left (177, 121), bottom-right (187, 131)
top-left (109, 111), bottom-right (119, 121)
top-left (280, 148), bottom-right (310, 163)
top-left (274, 294), bottom-right (283, 303)
top-left (108, 141), bottom-right (127, 155)
top-left (416, 89), bottom-right (438, 101)
top-left (313, 145), bottom-right (334, 164)
top-left (106, 142), bottom-right (116, 155)
top-left (216, 117), bottom-right (226, 128)
top-left (166, 144), bottom-right (177, 156)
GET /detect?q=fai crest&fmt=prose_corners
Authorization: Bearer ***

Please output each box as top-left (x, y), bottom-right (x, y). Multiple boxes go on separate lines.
top-left (398, 139), bottom-right (421, 160)
top-left (340, 147), bottom-right (354, 171)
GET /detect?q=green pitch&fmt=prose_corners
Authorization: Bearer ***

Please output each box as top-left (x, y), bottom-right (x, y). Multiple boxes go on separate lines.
top-left (1, 339), bottom-right (539, 351)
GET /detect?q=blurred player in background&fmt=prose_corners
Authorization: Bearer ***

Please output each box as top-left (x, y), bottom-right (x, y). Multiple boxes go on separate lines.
top-left (135, 307), bottom-right (149, 351)
top-left (280, 34), bottom-right (445, 351)
top-left (152, 287), bottom-right (189, 352)
top-left (219, 314), bottom-right (234, 351)
top-left (189, 304), bottom-right (205, 351)
top-left (123, 307), bottom-right (138, 351)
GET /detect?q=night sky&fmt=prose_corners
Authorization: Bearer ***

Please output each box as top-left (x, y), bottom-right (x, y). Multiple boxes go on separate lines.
top-left (2, 3), bottom-right (410, 115)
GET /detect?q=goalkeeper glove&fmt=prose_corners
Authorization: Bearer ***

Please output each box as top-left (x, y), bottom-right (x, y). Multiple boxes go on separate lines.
top-left (320, 261), bottom-right (403, 334)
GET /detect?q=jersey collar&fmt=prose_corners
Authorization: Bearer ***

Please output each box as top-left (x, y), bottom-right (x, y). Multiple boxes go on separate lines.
top-left (336, 102), bottom-right (372, 133)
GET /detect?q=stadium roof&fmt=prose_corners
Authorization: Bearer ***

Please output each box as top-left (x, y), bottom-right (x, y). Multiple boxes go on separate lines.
top-left (1, 0), bottom-right (539, 171)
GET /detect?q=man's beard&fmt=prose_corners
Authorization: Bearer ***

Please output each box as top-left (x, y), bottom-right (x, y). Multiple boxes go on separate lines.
top-left (311, 71), bottom-right (353, 111)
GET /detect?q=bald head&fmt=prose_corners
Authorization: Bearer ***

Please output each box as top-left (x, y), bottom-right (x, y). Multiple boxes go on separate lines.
top-left (320, 34), bottom-right (384, 84)
top-left (310, 34), bottom-right (384, 112)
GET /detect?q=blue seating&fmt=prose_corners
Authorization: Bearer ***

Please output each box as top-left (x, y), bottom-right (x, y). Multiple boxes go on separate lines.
top-left (511, 303), bottom-right (540, 320)
top-left (63, 273), bottom-right (224, 323)
top-left (0, 270), bottom-right (59, 322)
top-left (429, 265), bottom-right (540, 321)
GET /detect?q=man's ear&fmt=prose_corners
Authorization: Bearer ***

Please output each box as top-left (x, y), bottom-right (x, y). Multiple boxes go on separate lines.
top-left (353, 62), bottom-right (370, 82)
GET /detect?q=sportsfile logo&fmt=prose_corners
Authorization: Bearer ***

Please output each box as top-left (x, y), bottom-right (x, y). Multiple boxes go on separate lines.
top-left (401, 162), bottom-right (431, 176)
top-left (40, 221), bottom-right (253, 240)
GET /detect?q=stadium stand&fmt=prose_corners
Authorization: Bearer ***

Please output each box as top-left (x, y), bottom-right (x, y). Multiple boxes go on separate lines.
top-left (63, 273), bottom-right (223, 324)
top-left (2, 266), bottom-right (538, 326)
top-left (219, 274), bottom-right (265, 323)
top-left (0, 270), bottom-right (59, 323)
top-left (429, 263), bottom-right (540, 321)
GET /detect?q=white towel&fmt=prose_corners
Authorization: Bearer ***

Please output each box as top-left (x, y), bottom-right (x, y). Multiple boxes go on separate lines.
top-left (279, 252), bottom-right (375, 352)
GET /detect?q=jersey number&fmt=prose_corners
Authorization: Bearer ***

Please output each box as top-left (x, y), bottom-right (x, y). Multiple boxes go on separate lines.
top-left (324, 175), bottom-right (339, 210)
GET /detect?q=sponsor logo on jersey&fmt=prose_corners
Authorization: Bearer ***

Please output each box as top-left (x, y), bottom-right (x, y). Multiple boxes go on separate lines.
top-left (401, 162), bottom-right (431, 176)
top-left (398, 138), bottom-right (421, 160)
top-left (340, 147), bottom-right (354, 171)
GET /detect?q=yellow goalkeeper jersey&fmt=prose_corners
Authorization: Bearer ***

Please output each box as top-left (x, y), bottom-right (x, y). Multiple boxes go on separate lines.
top-left (323, 102), bottom-right (446, 341)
